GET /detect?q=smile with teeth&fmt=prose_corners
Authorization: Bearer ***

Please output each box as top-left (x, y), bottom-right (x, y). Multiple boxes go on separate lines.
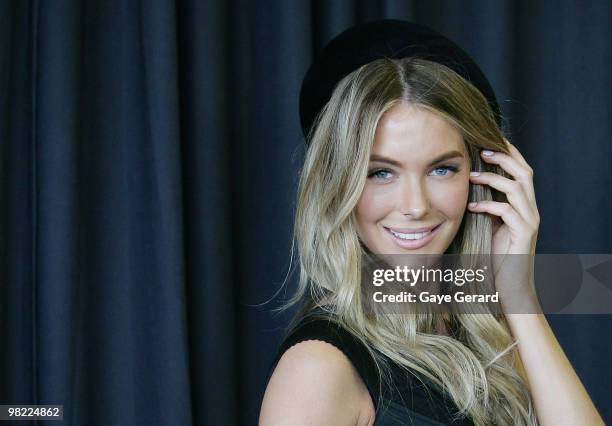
top-left (389, 229), bottom-right (432, 240)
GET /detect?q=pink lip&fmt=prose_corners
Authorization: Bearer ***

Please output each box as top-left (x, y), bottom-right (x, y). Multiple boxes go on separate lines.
top-left (384, 224), bottom-right (442, 250)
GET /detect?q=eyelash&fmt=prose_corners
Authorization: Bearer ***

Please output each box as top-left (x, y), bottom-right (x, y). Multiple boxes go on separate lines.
top-left (367, 165), bottom-right (460, 180)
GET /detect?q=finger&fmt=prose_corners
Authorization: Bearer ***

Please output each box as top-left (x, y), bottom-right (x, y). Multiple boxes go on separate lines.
top-left (504, 143), bottom-right (539, 216)
top-left (480, 149), bottom-right (536, 204)
top-left (502, 138), bottom-right (532, 171)
top-left (469, 172), bottom-right (537, 226)
top-left (467, 200), bottom-right (530, 233)
top-left (504, 138), bottom-right (531, 164)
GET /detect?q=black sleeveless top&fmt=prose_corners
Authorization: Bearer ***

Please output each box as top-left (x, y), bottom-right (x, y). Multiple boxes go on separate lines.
top-left (266, 308), bottom-right (476, 425)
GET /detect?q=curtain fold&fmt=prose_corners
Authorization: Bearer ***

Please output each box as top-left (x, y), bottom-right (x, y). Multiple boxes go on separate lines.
top-left (1, 1), bottom-right (610, 425)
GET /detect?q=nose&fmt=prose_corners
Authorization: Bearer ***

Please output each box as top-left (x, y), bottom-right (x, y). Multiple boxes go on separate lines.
top-left (398, 176), bottom-right (430, 218)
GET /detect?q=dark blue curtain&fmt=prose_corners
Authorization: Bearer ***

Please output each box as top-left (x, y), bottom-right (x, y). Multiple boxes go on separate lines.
top-left (1, 1), bottom-right (610, 425)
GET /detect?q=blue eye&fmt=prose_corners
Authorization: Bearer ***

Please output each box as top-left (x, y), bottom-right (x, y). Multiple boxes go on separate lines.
top-left (429, 165), bottom-right (459, 177)
top-left (368, 168), bottom-right (393, 181)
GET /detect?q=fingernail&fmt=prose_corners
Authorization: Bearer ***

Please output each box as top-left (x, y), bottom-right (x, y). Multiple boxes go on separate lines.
top-left (468, 202), bottom-right (478, 208)
top-left (469, 171), bottom-right (480, 176)
top-left (482, 150), bottom-right (494, 156)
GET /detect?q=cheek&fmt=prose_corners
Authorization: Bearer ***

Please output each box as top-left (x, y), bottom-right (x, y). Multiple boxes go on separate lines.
top-left (355, 185), bottom-right (394, 224)
top-left (430, 180), bottom-right (469, 219)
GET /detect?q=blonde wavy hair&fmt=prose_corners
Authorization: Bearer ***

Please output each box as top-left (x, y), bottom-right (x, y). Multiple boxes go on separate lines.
top-left (275, 57), bottom-right (537, 425)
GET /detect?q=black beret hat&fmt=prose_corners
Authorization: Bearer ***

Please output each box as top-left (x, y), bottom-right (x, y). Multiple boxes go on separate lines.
top-left (299, 19), bottom-right (501, 139)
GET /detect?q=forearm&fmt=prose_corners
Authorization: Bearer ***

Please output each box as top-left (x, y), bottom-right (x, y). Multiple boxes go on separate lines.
top-left (506, 310), bottom-right (604, 425)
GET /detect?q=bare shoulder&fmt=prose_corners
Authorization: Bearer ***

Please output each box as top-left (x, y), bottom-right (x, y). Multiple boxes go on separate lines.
top-left (259, 339), bottom-right (376, 426)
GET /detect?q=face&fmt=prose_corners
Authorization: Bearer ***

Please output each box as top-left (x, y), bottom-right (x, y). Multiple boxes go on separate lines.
top-left (355, 103), bottom-right (470, 255)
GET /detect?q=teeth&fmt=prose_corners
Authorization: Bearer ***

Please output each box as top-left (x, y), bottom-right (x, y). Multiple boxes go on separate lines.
top-left (390, 229), bottom-right (432, 240)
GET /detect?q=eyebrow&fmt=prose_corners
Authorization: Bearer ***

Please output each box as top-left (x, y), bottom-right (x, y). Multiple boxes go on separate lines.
top-left (369, 150), bottom-right (465, 168)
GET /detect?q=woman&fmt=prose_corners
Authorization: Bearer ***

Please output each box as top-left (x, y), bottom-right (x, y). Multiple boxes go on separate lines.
top-left (259, 20), bottom-right (603, 425)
